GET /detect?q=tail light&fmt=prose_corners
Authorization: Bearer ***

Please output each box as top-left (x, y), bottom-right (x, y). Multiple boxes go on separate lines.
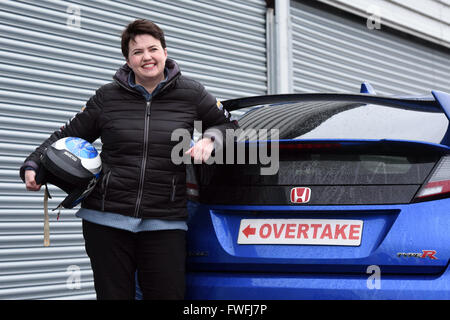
top-left (415, 156), bottom-right (450, 200)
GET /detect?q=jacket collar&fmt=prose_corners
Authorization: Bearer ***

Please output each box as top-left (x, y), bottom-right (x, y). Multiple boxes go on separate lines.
top-left (113, 58), bottom-right (181, 92)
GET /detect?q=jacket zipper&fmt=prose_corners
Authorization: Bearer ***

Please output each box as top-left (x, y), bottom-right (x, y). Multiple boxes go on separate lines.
top-left (113, 72), bottom-right (181, 216)
top-left (134, 100), bottom-right (151, 217)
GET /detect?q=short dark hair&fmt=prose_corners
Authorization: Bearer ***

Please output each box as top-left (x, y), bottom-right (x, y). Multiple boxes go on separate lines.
top-left (121, 19), bottom-right (166, 59)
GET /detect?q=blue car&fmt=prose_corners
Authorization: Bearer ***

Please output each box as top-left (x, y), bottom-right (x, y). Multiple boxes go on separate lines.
top-left (184, 84), bottom-right (450, 300)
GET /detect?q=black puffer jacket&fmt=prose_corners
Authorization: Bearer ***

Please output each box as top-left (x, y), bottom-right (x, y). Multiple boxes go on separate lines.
top-left (20, 58), bottom-right (238, 220)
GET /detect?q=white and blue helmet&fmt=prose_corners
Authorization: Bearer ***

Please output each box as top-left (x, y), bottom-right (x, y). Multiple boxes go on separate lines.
top-left (38, 137), bottom-right (102, 209)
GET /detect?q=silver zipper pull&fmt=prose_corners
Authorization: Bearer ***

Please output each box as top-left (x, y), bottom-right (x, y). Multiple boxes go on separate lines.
top-left (146, 101), bottom-right (151, 116)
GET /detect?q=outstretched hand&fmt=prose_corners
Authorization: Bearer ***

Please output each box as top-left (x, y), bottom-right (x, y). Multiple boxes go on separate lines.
top-left (185, 138), bottom-right (214, 163)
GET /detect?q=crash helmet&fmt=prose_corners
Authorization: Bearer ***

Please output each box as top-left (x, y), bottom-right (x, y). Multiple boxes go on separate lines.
top-left (36, 137), bottom-right (102, 209)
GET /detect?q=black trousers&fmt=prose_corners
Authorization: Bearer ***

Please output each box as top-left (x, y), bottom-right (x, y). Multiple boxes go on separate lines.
top-left (82, 220), bottom-right (186, 300)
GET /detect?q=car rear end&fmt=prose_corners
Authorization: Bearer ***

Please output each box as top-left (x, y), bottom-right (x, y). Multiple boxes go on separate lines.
top-left (185, 93), bottom-right (450, 299)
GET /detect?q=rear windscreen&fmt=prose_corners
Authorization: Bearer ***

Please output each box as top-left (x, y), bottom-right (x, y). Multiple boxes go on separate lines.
top-left (196, 151), bottom-right (441, 204)
top-left (233, 100), bottom-right (449, 144)
top-left (201, 153), bottom-right (439, 186)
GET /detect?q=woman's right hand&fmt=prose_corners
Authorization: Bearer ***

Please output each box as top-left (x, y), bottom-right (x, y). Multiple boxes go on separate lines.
top-left (25, 170), bottom-right (42, 191)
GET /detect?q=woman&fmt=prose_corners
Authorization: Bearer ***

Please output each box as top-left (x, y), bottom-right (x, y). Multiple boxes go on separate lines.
top-left (19, 19), bottom-right (237, 300)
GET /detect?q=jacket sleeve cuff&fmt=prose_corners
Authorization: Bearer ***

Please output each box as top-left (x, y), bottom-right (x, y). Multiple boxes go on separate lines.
top-left (19, 160), bottom-right (39, 183)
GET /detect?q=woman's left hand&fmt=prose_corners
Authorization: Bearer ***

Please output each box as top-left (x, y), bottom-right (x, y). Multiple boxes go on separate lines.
top-left (185, 137), bottom-right (214, 163)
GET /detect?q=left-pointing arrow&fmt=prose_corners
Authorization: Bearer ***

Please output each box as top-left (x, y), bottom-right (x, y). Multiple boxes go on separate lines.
top-left (242, 224), bottom-right (256, 238)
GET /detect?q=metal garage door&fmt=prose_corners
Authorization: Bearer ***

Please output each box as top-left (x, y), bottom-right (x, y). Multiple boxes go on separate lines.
top-left (0, 0), bottom-right (267, 299)
top-left (291, 1), bottom-right (450, 95)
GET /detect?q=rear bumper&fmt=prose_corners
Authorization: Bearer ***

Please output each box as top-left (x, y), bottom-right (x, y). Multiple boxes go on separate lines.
top-left (186, 263), bottom-right (450, 300)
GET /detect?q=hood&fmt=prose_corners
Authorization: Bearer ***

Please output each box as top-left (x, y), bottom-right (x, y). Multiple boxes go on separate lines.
top-left (113, 58), bottom-right (181, 91)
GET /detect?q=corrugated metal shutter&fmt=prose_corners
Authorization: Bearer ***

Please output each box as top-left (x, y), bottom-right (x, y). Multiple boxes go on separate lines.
top-left (0, 0), bottom-right (267, 299)
top-left (291, 1), bottom-right (450, 95)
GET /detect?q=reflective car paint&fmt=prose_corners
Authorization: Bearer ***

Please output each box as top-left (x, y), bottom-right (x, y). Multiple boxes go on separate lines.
top-left (186, 198), bottom-right (450, 299)
top-left (185, 89), bottom-right (450, 300)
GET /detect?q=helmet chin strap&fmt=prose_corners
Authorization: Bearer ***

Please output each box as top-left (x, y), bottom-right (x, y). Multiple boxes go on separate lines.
top-left (42, 183), bottom-right (62, 247)
top-left (53, 204), bottom-right (62, 221)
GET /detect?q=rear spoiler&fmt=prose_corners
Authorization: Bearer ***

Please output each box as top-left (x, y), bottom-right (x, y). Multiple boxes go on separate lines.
top-left (360, 81), bottom-right (450, 121)
top-left (223, 83), bottom-right (450, 122)
top-left (432, 91), bottom-right (450, 121)
top-left (359, 81), bottom-right (450, 121)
